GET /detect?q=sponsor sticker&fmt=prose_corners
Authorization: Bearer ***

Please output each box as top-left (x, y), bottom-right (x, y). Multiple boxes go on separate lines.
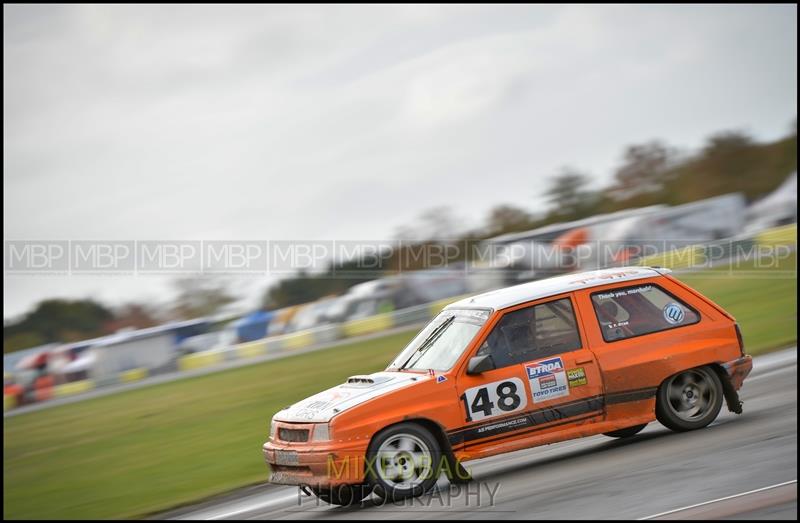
top-left (663, 302), bottom-right (685, 324)
top-left (539, 374), bottom-right (557, 389)
top-left (567, 367), bottom-right (587, 387)
top-left (525, 357), bottom-right (569, 403)
top-left (436, 375), bottom-right (448, 383)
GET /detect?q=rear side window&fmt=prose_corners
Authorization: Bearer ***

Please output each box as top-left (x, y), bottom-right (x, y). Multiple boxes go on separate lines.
top-left (478, 298), bottom-right (582, 368)
top-left (591, 284), bottom-right (699, 342)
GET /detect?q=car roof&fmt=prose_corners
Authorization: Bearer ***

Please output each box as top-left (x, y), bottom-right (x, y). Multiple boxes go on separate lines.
top-left (446, 266), bottom-right (671, 311)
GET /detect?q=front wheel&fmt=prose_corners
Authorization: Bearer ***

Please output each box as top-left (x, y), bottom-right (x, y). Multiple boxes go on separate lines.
top-left (656, 366), bottom-right (723, 432)
top-left (366, 422), bottom-right (442, 502)
top-left (603, 423), bottom-right (647, 438)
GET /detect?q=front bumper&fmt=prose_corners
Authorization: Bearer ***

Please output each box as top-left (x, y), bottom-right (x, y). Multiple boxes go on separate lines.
top-left (262, 440), bottom-right (369, 487)
top-left (721, 354), bottom-right (753, 390)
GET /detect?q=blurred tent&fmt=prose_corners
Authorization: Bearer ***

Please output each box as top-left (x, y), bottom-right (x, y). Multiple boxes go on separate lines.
top-left (233, 310), bottom-right (273, 342)
top-left (745, 171), bottom-right (797, 233)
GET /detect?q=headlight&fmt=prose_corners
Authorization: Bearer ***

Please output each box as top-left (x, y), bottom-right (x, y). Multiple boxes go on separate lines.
top-left (311, 423), bottom-right (331, 442)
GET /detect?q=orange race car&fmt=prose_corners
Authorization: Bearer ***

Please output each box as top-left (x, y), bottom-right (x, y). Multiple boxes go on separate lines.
top-left (262, 267), bottom-right (753, 505)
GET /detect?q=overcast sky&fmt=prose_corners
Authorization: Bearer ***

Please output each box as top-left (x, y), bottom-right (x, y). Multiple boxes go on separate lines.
top-left (3, 4), bottom-right (797, 320)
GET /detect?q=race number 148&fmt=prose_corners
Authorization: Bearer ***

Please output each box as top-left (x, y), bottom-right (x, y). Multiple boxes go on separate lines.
top-left (459, 377), bottom-right (527, 422)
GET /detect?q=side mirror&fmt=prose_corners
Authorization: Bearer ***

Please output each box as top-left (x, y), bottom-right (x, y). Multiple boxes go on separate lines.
top-left (467, 354), bottom-right (495, 375)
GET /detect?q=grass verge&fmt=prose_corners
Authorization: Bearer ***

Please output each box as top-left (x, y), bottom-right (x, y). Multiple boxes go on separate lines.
top-left (676, 251), bottom-right (796, 355)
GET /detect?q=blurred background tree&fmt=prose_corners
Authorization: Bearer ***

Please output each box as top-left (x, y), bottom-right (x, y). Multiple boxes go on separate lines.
top-left (545, 168), bottom-right (591, 215)
top-left (393, 206), bottom-right (463, 241)
top-left (170, 278), bottom-right (236, 319)
top-left (543, 167), bottom-right (605, 222)
top-left (103, 304), bottom-right (160, 332)
top-left (3, 299), bottom-right (113, 353)
top-left (485, 204), bottom-right (536, 236)
top-left (609, 140), bottom-right (678, 201)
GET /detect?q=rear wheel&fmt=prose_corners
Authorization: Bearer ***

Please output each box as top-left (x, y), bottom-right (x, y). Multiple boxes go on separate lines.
top-left (366, 422), bottom-right (442, 502)
top-left (656, 366), bottom-right (723, 432)
top-left (603, 423), bottom-right (647, 438)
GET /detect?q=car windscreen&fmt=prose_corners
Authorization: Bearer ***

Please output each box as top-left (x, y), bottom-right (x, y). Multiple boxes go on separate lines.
top-left (387, 309), bottom-right (490, 372)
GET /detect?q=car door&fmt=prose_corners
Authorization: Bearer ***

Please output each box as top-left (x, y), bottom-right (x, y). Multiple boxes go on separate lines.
top-left (453, 293), bottom-right (605, 449)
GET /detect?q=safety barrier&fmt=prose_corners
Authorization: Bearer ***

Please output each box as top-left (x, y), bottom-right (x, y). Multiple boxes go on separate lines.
top-left (53, 379), bottom-right (94, 398)
top-left (117, 367), bottom-right (150, 383)
top-left (118, 368), bottom-right (148, 383)
top-left (342, 312), bottom-right (394, 337)
top-left (281, 330), bottom-right (315, 351)
top-left (236, 339), bottom-right (268, 359)
top-left (178, 350), bottom-right (224, 372)
top-left (756, 223), bottom-right (797, 247)
top-left (307, 324), bottom-right (341, 345)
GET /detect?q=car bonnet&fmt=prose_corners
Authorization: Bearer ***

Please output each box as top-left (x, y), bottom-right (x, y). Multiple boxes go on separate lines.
top-left (273, 371), bottom-right (428, 423)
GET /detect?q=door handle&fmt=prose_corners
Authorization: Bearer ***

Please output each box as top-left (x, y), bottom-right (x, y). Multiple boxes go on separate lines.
top-left (575, 357), bottom-right (593, 365)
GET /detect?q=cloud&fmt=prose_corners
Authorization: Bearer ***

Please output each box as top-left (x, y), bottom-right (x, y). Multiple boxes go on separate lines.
top-left (3, 4), bottom-right (797, 317)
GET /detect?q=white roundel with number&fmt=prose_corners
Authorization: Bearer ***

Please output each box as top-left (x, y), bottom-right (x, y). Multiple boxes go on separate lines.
top-left (460, 377), bottom-right (528, 422)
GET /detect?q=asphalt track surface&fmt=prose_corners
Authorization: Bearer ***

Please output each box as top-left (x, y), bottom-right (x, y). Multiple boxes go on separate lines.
top-left (162, 348), bottom-right (797, 520)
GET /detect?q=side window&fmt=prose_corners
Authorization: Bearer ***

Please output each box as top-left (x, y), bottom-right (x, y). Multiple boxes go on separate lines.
top-left (591, 284), bottom-right (700, 342)
top-left (477, 298), bottom-right (582, 369)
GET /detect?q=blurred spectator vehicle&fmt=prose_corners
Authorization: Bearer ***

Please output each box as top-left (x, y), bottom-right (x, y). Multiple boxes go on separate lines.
top-left (744, 171), bottom-right (797, 233)
top-left (177, 329), bottom-right (238, 356)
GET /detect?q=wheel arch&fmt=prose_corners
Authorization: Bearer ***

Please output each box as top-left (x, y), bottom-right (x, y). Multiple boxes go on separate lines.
top-left (365, 417), bottom-right (471, 483)
top-left (367, 417), bottom-right (453, 456)
top-left (656, 362), bottom-right (740, 414)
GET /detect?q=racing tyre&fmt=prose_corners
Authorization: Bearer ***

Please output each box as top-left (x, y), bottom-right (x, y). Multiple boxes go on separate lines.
top-left (366, 422), bottom-right (442, 502)
top-left (313, 484), bottom-right (369, 506)
top-left (656, 366), bottom-right (723, 432)
top-left (603, 423), bottom-right (647, 438)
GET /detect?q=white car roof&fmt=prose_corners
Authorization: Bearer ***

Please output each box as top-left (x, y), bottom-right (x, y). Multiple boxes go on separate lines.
top-left (446, 266), bottom-right (671, 311)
